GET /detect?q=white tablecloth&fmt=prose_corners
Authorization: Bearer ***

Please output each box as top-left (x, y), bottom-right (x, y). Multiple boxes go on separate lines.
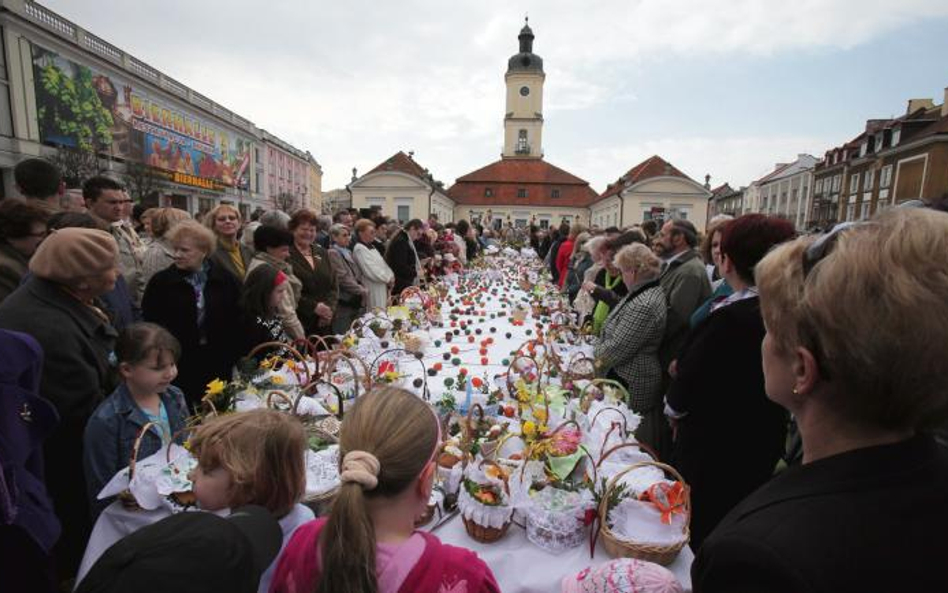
top-left (435, 513), bottom-right (693, 593)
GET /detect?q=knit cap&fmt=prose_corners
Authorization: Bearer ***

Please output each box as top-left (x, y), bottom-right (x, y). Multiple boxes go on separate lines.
top-left (562, 558), bottom-right (683, 593)
top-left (29, 227), bottom-right (118, 284)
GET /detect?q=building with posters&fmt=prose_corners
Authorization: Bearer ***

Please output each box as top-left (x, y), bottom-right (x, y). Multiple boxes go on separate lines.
top-left (591, 155), bottom-right (712, 232)
top-left (349, 151), bottom-right (455, 224)
top-left (446, 22), bottom-right (597, 229)
top-left (0, 0), bottom-right (318, 217)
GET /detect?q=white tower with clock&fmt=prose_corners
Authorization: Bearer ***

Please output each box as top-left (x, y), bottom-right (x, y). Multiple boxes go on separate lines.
top-left (503, 20), bottom-right (544, 159)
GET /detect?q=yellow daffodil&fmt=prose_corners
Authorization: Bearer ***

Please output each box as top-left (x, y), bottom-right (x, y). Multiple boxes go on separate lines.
top-left (533, 408), bottom-right (548, 424)
top-left (522, 420), bottom-right (537, 439)
top-left (260, 358), bottom-right (274, 370)
top-left (205, 379), bottom-right (226, 396)
top-left (271, 376), bottom-right (285, 385)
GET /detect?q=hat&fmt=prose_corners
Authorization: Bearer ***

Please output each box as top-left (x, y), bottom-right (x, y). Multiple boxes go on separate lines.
top-left (75, 505), bottom-right (282, 593)
top-left (29, 227), bottom-right (117, 284)
top-left (562, 558), bottom-right (683, 593)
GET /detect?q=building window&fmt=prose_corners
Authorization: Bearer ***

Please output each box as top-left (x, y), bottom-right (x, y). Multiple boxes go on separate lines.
top-left (849, 173), bottom-right (860, 195)
top-left (484, 188), bottom-right (493, 197)
top-left (517, 188), bottom-right (528, 198)
top-left (551, 188), bottom-right (560, 198)
top-left (539, 219), bottom-right (549, 229)
top-left (815, 179), bottom-right (823, 195)
top-left (891, 127), bottom-right (901, 146)
top-left (860, 200), bottom-right (871, 220)
top-left (880, 165), bottom-right (893, 188)
top-left (516, 130), bottom-right (529, 154)
top-left (397, 204), bottom-right (410, 223)
top-left (864, 170), bottom-right (875, 191)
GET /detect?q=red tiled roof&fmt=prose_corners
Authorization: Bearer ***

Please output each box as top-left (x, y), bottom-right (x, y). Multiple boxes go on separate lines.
top-left (366, 151), bottom-right (429, 179)
top-left (598, 155), bottom-right (692, 200)
top-left (448, 158), bottom-right (600, 207)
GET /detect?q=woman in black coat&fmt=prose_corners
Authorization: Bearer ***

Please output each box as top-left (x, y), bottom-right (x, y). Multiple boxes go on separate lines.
top-left (665, 215), bottom-right (795, 550)
top-left (286, 210), bottom-right (338, 337)
top-left (693, 209), bottom-right (948, 592)
top-left (142, 220), bottom-right (241, 409)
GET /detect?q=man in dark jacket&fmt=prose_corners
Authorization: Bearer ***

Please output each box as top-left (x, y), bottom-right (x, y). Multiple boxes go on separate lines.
top-left (385, 219), bottom-right (424, 296)
top-left (657, 219), bottom-right (712, 367)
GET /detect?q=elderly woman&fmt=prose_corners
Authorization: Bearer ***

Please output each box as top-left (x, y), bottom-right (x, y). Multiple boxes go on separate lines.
top-left (288, 209), bottom-right (338, 337)
top-left (352, 218), bottom-right (393, 312)
top-left (141, 207), bottom-right (190, 286)
top-left (247, 225), bottom-right (305, 341)
top-left (581, 229), bottom-right (645, 334)
top-left (594, 243), bottom-right (667, 449)
top-left (0, 198), bottom-right (49, 303)
top-left (693, 208), bottom-right (948, 591)
top-left (327, 223), bottom-right (366, 335)
top-left (142, 220), bottom-right (241, 409)
top-left (204, 203), bottom-right (254, 280)
top-left (665, 214), bottom-right (796, 549)
top-left (0, 228), bottom-right (119, 578)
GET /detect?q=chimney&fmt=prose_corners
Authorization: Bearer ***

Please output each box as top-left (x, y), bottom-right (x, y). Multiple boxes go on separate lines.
top-left (906, 98), bottom-right (935, 115)
top-left (704, 174), bottom-right (711, 189)
top-left (351, 167), bottom-right (358, 182)
top-left (943, 87), bottom-right (948, 117)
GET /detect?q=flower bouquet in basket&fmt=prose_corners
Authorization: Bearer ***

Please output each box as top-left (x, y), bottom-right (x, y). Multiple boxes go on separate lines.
top-left (459, 460), bottom-right (514, 543)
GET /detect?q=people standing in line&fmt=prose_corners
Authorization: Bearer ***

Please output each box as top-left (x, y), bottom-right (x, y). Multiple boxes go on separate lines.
top-left (327, 223), bottom-right (367, 336)
top-left (287, 210), bottom-right (338, 338)
top-left (82, 323), bottom-right (188, 518)
top-left (555, 223), bottom-right (585, 289)
top-left (665, 215), bottom-right (795, 549)
top-left (0, 199), bottom-right (49, 303)
top-left (595, 244), bottom-right (668, 451)
top-left (656, 219), bottom-right (712, 370)
top-left (0, 329), bottom-right (61, 593)
top-left (204, 204), bottom-right (254, 281)
top-left (247, 226), bottom-right (305, 341)
top-left (141, 208), bottom-right (191, 287)
top-left (0, 228), bottom-right (120, 582)
top-left (142, 220), bottom-right (241, 410)
top-left (385, 218), bottom-right (425, 297)
top-left (333, 209), bottom-right (353, 229)
top-left (547, 223), bottom-right (568, 284)
top-left (693, 208), bottom-right (948, 592)
top-left (352, 219), bottom-right (394, 313)
top-left (13, 158), bottom-right (65, 215)
top-left (563, 230), bottom-right (592, 303)
top-left (84, 176), bottom-right (146, 306)
top-left (581, 230), bottom-right (645, 334)
top-left (269, 387), bottom-right (500, 593)
top-left (314, 215), bottom-right (332, 249)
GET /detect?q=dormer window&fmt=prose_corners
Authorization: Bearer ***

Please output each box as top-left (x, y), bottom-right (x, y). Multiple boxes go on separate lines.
top-left (484, 188), bottom-right (494, 197)
top-left (551, 188), bottom-right (560, 198)
top-left (892, 127), bottom-right (902, 146)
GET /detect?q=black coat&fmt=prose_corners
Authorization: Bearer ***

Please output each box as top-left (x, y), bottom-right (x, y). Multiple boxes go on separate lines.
top-left (693, 435), bottom-right (948, 593)
top-left (666, 296), bottom-right (788, 549)
top-left (142, 262), bottom-right (242, 408)
top-left (385, 231), bottom-right (418, 296)
top-left (0, 276), bottom-right (117, 576)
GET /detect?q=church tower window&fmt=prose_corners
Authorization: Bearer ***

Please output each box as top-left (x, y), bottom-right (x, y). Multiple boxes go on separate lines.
top-left (516, 130), bottom-right (529, 154)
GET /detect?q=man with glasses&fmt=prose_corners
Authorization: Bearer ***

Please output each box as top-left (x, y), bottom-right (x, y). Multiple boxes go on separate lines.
top-left (658, 219), bottom-right (712, 371)
top-left (83, 176), bottom-right (145, 306)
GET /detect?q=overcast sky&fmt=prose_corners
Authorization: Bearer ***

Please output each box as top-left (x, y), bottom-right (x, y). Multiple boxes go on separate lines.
top-left (43, 0), bottom-right (948, 193)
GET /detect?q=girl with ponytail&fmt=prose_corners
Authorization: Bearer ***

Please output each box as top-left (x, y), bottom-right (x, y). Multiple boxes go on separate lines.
top-left (269, 386), bottom-right (499, 593)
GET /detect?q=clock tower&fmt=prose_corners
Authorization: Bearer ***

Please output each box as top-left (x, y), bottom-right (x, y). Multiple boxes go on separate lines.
top-left (503, 20), bottom-right (544, 159)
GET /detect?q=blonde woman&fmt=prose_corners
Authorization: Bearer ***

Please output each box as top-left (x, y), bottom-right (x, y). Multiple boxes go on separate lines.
top-left (594, 243), bottom-right (667, 448)
top-left (693, 208), bottom-right (948, 592)
top-left (204, 203), bottom-right (253, 280)
top-left (141, 207), bottom-right (190, 286)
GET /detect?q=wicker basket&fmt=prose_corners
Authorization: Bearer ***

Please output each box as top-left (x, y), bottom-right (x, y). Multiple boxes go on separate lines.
top-left (598, 461), bottom-right (690, 566)
top-left (117, 420), bottom-right (162, 510)
top-left (578, 379), bottom-right (631, 414)
top-left (462, 460), bottom-right (513, 543)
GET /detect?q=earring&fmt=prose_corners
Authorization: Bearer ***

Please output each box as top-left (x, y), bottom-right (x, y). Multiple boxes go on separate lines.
top-left (792, 388), bottom-right (799, 395)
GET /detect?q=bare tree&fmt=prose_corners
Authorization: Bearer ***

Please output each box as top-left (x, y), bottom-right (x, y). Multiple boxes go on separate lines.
top-left (123, 160), bottom-right (168, 206)
top-left (273, 191), bottom-right (298, 213)
top-left (49, 144), bottom-right (104, 187)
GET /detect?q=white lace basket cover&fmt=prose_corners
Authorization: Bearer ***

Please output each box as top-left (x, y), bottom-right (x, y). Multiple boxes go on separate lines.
top-left (525, 486), bottom-right (595, 553)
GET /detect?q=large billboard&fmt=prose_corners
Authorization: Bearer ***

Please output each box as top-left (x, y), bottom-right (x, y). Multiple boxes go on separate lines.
top-left (31, 44), bottom-right (251, 190)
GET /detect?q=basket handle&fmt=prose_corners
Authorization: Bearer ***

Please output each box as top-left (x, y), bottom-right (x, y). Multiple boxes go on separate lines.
top-left (369, 348), bottom-right (429, 400)
top-left (596, 440), bottom-right (658, 469)
top-left (128, 421), bottom-right (160, 480)
top-left (245, 342), bottom-right (313, 387)
top-left (599, 460), bottom-right (691, 539)
top-left (589, 407), bottom-right (629, 437)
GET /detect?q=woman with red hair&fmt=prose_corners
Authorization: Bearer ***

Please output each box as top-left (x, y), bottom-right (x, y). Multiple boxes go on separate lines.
top-left (665, 214), bottom-right (796, 549)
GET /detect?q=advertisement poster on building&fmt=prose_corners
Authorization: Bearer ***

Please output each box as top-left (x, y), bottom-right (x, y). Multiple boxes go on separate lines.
top-left (31, 44), bottom-right (252, 190)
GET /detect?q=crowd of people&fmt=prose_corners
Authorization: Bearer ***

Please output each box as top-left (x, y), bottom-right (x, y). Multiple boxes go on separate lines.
top-left (1, 155), bottom-right (947, 593)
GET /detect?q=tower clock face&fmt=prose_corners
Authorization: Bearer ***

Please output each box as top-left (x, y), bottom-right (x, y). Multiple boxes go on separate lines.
top-left (519, 86), bottom-right (530, 97)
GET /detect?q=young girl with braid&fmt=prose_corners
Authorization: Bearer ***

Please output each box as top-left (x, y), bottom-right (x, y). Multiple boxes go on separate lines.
top-left (269, 386), bottom-right (499, 593)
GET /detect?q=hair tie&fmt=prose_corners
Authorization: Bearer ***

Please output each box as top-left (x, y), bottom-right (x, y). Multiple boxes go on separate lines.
top-left (340, 450), bottom-right (380, 490)
top-left (274, 270), bottom-right (288, 287)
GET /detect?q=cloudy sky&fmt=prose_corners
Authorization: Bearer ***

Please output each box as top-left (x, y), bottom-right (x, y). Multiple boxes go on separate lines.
top-left (44, 0), bottom-right (948, 194)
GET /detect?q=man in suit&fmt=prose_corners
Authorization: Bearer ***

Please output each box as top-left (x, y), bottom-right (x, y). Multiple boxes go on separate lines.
top-left (657, 219), bottom-right (711, 369)
top-left (384, 219), bottom-right (424, 297)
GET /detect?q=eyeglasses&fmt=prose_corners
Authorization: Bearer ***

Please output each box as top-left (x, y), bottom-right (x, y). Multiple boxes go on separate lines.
top-left (801, 221), bottom-right (867, 278)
